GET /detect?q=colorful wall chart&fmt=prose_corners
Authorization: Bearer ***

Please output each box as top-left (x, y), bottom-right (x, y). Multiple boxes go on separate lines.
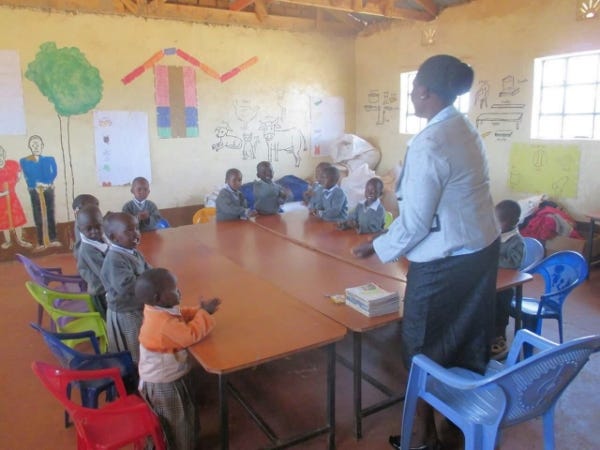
top-left (509, 143), bottom-right (580, 198)
top-left (155, 65), bottom-right (198, 138)
top-left (121, 48), bottom-right (258, 139)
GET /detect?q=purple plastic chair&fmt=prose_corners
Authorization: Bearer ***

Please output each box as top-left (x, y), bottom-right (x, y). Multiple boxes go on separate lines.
top-left (16, 253), bottom-right (88, 328)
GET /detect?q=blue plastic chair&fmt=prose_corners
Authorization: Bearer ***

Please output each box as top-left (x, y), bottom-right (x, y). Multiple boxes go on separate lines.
top-left (510, 250), bottom-right (588, 344)
top-left (156, 218), bottom-right (170, 228)
top-left (520, 237), bottom-right (545, 271)
top-left (30, 323), bottom-right (137, 427)
top-left (400, 329), bottom-right (600, 450)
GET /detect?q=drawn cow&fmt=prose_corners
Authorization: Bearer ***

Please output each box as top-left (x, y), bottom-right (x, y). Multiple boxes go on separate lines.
top-left (259, 117), bottom-right (306, 167)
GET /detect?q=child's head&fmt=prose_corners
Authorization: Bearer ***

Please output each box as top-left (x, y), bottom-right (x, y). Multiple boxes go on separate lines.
top-left (321, 166), bottom-right (340, 189)
top-left (131, 177), bottom-right (150, 202)
top-left (495, 200), bottom-right (521, 233)
top-left (364, 177), bottom-right (384, 205)
top-left (315, 162), bottom-right (332, 185)
top-left (225, 168), bottom-right (243, 191)
top-left (135, 268), bottom-right (180, 308)
top-left (76, 205), bottom-right (104, 242)
top-left (256, 161), bottom-right (273, 182)
top-left (104, 212), bottom-right (140, 249)
top-left (72, 194), bottom-right (99, 214)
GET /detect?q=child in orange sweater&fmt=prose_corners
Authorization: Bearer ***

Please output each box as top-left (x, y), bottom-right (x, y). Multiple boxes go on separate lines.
top-left (136, 268), bottom-right (220, 450)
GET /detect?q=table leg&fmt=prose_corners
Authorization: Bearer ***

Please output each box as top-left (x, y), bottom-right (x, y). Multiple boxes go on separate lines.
top-left (219, 374), bottom-right (229, 450)
top-left (353, 331), bottom-right (362, 439)
top-left (327, 343), bottom-right (336, 450)
top-left (587, 218), bottom-right (595, 280)
top-left (513, 284), bottom-right (523, 335)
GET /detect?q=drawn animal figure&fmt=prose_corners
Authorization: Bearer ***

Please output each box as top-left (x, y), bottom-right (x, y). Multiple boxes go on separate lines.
top-left (212, 123), bottom-right (242, 152)
top-left (259, 117), bottom-right (306, 168)
top-left (241, 133), bottom-right (259, 160)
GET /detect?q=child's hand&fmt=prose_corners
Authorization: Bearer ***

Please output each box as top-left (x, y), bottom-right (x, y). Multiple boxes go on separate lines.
top-left (247, 209), bottom-right (258, 218)
top-left (337, 221), bottom-right (349, 230)
top-left (138, 210), bottom-right (150, 221)
top-left (200, 297), bottom-right (221, 314)
top-left (309, 208), bottom-right (318, 216)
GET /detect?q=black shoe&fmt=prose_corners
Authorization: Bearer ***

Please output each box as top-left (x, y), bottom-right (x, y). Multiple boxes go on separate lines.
top-left (389, 435), bottom-right (440, 450)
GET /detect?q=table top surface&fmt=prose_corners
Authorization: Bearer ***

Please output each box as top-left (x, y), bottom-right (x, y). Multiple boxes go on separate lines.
top-left (251, 209), bottom-right (531, 292)
top-left (175, 221), bottom-right (406, 332)
top-left (139, 234), bottom-right (346, 374)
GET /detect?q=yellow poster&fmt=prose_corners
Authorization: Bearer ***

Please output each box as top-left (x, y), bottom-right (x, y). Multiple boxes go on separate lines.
top-left (509, 143), bottom-right (580, 197)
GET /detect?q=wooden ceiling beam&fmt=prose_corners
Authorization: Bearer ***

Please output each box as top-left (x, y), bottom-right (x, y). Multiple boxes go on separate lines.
top-left (0, 0), bottom-right (357, 34)
top-left (229, 0), bottom-right (256, 12)
top-left (254, 0), bottom-right (269, 22)
top-left (414, 0), bottom-right (439, 17)
top-left (275, 0), bottom-right (434, 21)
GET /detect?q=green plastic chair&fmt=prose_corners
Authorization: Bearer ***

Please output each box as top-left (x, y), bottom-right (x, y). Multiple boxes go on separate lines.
top-left (384, 211), bottom-right (394, 229)
top-left (25, 281), bottom-right (108, 353)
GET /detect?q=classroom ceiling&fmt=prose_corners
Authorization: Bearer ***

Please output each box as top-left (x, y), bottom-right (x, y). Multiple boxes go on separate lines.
top-left (2, 0), bottom-right (473, 35)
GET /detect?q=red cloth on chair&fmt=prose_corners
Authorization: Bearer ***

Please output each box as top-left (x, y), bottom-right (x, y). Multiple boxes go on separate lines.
top-left (520, 206), bottom-right (583, 241)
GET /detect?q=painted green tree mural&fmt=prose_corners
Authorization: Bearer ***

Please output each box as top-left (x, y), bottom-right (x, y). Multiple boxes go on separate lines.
top-left (25, 42), bottom-right (103, 220)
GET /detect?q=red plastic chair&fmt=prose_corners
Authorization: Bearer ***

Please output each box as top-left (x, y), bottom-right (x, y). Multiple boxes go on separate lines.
top-left (32, 361), bottom-right (166, 450)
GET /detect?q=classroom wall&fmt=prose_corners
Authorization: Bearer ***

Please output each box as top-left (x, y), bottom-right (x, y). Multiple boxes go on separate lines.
top-left (0, 7), bottom-right (355, 225)
top-left (355, 0), bottom-right (600, 217)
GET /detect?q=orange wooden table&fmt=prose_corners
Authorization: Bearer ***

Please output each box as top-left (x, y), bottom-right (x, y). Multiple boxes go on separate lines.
top-left (139, 233), bottom-right (346, 449)
top-left (253, 209), bottom-right (532, 335)
top-left (171, 221), bottom-right (406, 439)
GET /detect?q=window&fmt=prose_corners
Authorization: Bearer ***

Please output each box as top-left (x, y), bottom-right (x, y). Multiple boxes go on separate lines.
top-left (399, 71), bottom-right (470, 135)
top-left (531, 50), bottom-right (600, 140)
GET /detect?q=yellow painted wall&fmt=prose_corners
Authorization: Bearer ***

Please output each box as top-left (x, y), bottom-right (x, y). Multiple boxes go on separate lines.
top-left (0, 7), bottom-right (355, 223)
top-left (355, 0), bottom-right (600, 217)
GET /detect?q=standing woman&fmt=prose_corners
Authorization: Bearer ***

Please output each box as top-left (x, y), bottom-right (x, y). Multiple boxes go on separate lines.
top-left (353, 55), bottom-right (500, 449)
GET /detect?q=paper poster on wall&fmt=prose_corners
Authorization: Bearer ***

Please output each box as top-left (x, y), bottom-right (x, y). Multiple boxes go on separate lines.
top-left (509, 143), bottom-right (580, 198)
top-left (310, 96), bottom-right (345, 156)
top-left (94, 111), bottom-right (151, 186)
top-left (0, 50), bottom-right (26, 135)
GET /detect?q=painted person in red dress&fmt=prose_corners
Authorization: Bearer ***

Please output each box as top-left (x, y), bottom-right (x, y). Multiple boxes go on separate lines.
top-left (0, 145), bottom-right (32, 249)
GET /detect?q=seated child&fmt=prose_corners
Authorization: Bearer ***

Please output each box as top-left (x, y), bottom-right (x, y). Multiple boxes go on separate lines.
top-left (72, 193), bottom-right (99, 257)
top-left (338, 177), bottom-right (385, 234)
top-left (303, 161), bottom-right (332, 209)
top-left (492, 199), bottom-right (525, 358)
top-left (100, 212), bottom-right (152, 364)
top-left (75, 205), bottom-right (108, 319)
top-left (216, 168), bottom-right (257, 222)
top-left (310, 165), bottom-right (348, 222)
top-left (253, 161), bottom-right (292, 215)
top-left (136, 268), bottom-right (220, 450)
top-left (122, 176), bottom-right (163, 232)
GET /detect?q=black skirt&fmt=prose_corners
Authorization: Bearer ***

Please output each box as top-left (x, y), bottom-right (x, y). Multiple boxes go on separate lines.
top-left (401, 238), bottom-right (500, 374)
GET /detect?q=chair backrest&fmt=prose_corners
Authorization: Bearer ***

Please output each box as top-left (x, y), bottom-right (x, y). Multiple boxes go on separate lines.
top-left (30, 323), bottom-right (136, 390)
top-left (32, 361), bottom-right (165, 450)
top-left (384, 211), bottom-right (394, 230)
top-left (520, 237), bottom-right (544, 272)
top-left (25, 281), bottom-right (107, 352)
top-left (494, 334), bottom-right (600, 428)
top-left (32, 360), bottom-right (127, 413)
top-left (528, 250), bottom-right (588, 299)
top-left (156, 218), bottom-right (170, 228)
top-left (192, 207), bottom-right (216, 224)
top-left (16, 253), bottom-right (87, 293)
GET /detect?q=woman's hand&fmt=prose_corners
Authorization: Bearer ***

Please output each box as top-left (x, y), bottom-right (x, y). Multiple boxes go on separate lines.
top-left (352, 241), bottom-right (375, 258)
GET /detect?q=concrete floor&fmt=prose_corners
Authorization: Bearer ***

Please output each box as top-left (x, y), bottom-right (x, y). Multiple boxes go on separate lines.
top-left (1, 253), bottom-right (599, 449)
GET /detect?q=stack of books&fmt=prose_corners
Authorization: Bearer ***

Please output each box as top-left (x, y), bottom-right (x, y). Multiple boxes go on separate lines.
top-left (345, 282), bottom-right (400, 317)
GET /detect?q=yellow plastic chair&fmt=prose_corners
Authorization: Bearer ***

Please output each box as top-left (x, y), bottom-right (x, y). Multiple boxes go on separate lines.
top-left (25, 281), bottom-right (108, 352)
top-left (384, 211), bottom-right (394, 229)
top-left (192, 207), bottom-right (216, 224)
